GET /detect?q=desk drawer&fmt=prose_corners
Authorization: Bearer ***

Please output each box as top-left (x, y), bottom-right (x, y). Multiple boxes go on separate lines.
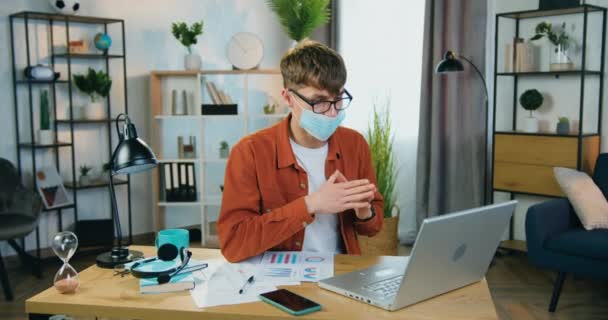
top-left (494, 134), bottom-right (577, 167)
top-left (493, 162), bottom-right (564, 196)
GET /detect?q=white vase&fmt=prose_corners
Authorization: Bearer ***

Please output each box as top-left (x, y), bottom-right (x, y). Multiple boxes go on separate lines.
top-left (522, 116), bottom-right (539, 133)
top-left (37, 130), bottom-right (54, 145)
top-left (85, 102), bottom-right (105, 119)
top-left (79, 175), bottom-right (91, 187)
top-left (184, 53), bottom-right (202, 70)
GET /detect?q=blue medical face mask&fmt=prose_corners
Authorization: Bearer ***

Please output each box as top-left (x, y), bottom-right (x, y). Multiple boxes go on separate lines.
top-left (297, 103), bottom-right (346, 141)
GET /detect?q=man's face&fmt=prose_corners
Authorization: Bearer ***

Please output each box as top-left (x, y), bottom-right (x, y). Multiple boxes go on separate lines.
top-left (282, 86), bottom-right (345, 120)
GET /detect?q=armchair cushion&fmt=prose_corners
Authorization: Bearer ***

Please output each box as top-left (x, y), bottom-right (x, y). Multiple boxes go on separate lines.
top-left (545, 229), bottom-right (608, 261)
top-left (554, 167), bottom-right (608, 230)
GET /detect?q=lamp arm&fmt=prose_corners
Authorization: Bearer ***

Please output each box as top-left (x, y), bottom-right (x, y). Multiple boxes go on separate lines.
top-left (460, 55), bottom-right (490, 205)
top-left (459, 55), bottom-right (489, 105)
top-left (108, 170), bottom-right (123, 248)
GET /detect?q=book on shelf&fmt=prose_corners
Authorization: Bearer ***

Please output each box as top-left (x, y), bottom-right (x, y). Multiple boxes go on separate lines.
top-left (139, 273), bottom-right (195, 294)
top-left (206, 81), bottom-right (222, 104)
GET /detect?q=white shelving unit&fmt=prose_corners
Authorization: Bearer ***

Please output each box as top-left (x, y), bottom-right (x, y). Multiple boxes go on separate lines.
top-left (150, 69), bottom-right (286, 247)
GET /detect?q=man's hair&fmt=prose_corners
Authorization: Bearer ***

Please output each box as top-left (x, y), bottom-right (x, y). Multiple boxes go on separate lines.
top-left (280, 40), bottom-right (346, 97)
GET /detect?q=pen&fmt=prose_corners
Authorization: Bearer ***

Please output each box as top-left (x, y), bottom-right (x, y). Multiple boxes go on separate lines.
top-left (238, 275), bottom-right (255, 294)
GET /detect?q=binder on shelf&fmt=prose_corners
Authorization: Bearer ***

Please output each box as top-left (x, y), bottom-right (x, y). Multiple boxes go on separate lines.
top-left (159, 162), bottom-right (198, 202)
top-left (201, 104), bottom-right (238, 115)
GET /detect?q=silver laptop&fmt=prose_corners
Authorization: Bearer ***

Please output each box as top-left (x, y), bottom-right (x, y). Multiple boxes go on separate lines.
top-left (319, 201), bottom-right (516, 311)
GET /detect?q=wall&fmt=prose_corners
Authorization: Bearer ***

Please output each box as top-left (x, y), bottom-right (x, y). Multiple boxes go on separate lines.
top-left (0, 0), bottom-right (291, 255)
top-left (338, 0), bottom-right (426, 242)
top-left (486, 0), bottom-right (608, 240)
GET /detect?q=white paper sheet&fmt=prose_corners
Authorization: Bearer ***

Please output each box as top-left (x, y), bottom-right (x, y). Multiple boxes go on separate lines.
top-left (190, 257), bottom-right (277, 308)
top-left (257, 251), bottom-right (334, 283)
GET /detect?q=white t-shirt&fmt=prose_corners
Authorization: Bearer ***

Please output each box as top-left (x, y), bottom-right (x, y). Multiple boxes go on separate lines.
top-left (289, 138), bottom-right (342, 254)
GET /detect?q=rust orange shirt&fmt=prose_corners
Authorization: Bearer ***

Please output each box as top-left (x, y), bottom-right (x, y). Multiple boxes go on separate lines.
top-left (218, 114), bottom-right (384, 262)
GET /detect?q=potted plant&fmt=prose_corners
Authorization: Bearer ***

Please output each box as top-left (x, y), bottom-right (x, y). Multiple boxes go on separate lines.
top-left (557, 117), bottom-right (570, 135)
top-left (263, 103), bottom-right (276, 114)
top-left (79, 165), bottom-right (92, 186)
top-left (171, 21), bottom-right (204, 70)
top-left (38, 90), bottom-right (54, 145)
top-left (219, 141), bottom-right (230, 159)
top-left (73, 68), bottom-right (112, 120)
top-left (519, 89), bottom-right (544, 133)
top-left (358, 103), bottom-right (400, 256)
top-left (267, 0), bottom-right (331, 45)
top-left (530, 21), bottom-right (574, 71)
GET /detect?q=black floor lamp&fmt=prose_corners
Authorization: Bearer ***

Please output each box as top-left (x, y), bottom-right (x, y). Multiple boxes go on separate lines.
top-left (96, 113), bottom-right (158, 268)
top-left (435, 51), bottom-right (490, 205)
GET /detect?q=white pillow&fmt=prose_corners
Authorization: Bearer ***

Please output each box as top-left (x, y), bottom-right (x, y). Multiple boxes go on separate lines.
top-left (554, 167), bottom-right (608, 230)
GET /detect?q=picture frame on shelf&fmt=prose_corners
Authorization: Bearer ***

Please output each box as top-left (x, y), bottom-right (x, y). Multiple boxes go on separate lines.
top-left (35, 167), bottom-right (72, 210)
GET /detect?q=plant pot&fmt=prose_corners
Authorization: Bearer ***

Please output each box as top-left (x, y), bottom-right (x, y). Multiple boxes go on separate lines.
top-left (556, 122), bottom-right (570, 135)
top-left (184, 53), bottom-right (202, 70)
top-left (37, 130), bottom-right (54, 145)
top-left (79, 175), bottom-right (91, 187)
top-left (522, 116), bottom-right (539, 133)
top-left (84, 102), bottom-right (105, 120)
top-left (219, 148), bottom-right (229, 159)
top-left (549, 44), bottom-right (574, 71)
top-left (358, 215), bottom-right (399, 256)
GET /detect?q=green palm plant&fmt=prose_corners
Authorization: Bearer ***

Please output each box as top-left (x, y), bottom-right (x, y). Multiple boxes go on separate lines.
top-left (267, 0), bottom-right (331, 42)
top-left (73, 68), bottom-right (112, 103)
top-left (366, 102), bottom-right (398, 218)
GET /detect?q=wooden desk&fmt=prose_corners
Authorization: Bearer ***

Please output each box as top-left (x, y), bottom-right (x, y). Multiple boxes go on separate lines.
top-left (26, 246), bottom-right (498, 319)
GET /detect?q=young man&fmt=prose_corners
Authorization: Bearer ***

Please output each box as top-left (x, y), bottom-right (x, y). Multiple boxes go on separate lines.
top-left (218, 40), bottom-right (383, 262)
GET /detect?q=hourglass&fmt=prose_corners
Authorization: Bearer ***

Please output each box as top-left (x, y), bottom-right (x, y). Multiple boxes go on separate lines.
top-left (52, 231), bottom-right (79, 294)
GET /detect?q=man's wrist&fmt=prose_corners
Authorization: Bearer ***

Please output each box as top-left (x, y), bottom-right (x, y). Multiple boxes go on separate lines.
top-left (304, 195), bottom-right (316, 215)
top-left (356, 205), bottom-right (375, 221)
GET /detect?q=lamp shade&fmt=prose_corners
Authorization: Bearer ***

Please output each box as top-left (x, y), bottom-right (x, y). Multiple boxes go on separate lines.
top-left (111, 119), bottom-right (158, 175)
top-left (435, 51), bottom-right (464, 73)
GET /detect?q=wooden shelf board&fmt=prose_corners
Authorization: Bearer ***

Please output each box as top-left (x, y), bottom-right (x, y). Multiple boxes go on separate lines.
top-left (18, 141), bottom-right (72, 148)
top-left (495, 131), bottom-right (599, 138)
top-left (65, 179), bottom-right (128, 190)
top-left (151, 69), bottom-right (281, 76)
top-left (496, 70), bottom-right (602, 76)
top-left (498, 4), bottom-right (604, 19)
top-left (10, 11), bottom-right (123, 24)
top-left (53, 53), bottom-right (124, 59)
top-left (158, 201), bottom-right (201, 207)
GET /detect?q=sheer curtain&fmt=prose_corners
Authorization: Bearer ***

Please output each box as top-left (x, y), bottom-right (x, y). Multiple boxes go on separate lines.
top-left (415, 0), bottom-right (488, 236)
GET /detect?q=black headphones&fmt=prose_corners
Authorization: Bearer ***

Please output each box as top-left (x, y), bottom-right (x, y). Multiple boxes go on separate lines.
top-left (129, 244), bottom-right (193, 284)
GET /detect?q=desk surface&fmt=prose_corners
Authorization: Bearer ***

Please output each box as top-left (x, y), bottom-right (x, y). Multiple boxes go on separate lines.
top-left (26, 246), bottom-right (498, 320)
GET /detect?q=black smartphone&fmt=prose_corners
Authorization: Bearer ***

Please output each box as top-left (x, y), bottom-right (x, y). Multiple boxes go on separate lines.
top-left (259, 289), bottom-right (322, 316)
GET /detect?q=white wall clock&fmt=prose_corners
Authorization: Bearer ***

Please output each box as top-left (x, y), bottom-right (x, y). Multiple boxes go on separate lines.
top-left (226, 32), bottom-right (264, 70)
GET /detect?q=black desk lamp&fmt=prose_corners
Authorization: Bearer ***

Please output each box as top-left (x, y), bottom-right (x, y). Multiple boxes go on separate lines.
top-left (96, 113), bottom-right (158, 268)
top-left (435, 51), bottom-right (490, 205)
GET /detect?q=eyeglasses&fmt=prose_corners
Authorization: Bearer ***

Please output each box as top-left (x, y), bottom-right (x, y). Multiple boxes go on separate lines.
top-left (289, 88), bottom-right (353, 114)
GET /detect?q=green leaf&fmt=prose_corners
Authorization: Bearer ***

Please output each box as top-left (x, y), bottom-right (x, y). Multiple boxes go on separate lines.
top-left (171, 21), bottom-right (204, 49)
top-left (365, 99), bottom-right (398, 218)
top-left (530, 34), bottom-right (544, 41)
top-left (267, 0), bottom-right (331, 42)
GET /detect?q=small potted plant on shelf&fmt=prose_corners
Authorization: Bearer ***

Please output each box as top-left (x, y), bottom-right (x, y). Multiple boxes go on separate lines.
top-left (530, 21), bottom-right (574, 71)
top-left (267, 0), bottom-right (331, 45)
top-left (73, 68), bottom-right (112, 120)
top-left (219, 141), bottom-right (230, 159)
top-left (171, 21), bottom-right (204, 70)
top-left (557, 116), bottom-right (570, 135)
top-left (519, 89), bottom-right (544, 133)
top-left (38, 90), bottom-right (54, 145)
top-left (263, 103), bottom-right (277, 115)
top-left (79, 165), bottom-right (92, 186)
top-left (358, 101), bottom-right (400, 256)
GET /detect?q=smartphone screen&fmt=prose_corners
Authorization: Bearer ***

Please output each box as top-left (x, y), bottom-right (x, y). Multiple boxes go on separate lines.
top-left (260, 289), bottom-right (320, 313)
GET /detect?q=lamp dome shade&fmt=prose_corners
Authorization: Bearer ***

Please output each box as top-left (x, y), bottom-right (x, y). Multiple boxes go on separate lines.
top-left (436, 51), bottom-right (464, 73)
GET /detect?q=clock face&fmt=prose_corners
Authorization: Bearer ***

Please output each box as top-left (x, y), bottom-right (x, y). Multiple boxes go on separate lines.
top-left (227, 32), bottom-right (264, 70)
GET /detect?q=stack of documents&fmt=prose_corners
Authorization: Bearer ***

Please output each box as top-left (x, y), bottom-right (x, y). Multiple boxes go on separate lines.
top-left (189, 251), bottom-right (335, 308)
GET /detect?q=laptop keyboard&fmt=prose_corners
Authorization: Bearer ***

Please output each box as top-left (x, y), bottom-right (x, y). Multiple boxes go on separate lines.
top-left (363, 275), bottom-right (403, 298)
